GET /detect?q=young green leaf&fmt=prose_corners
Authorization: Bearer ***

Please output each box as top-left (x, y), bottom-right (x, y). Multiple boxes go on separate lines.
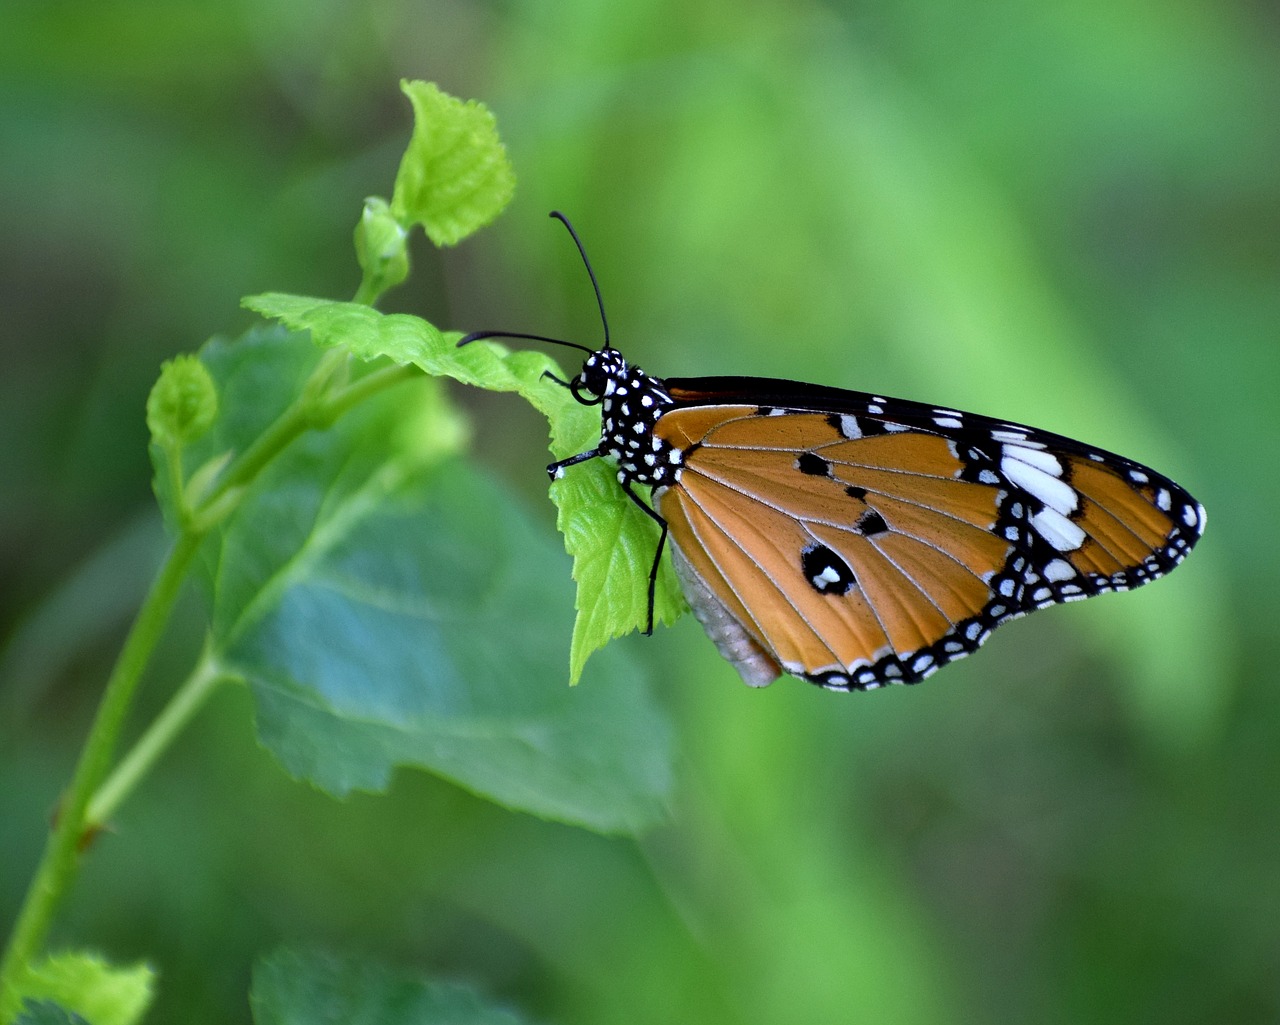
top-left (390, 81), bottom-right (515, 247)
top-left (244, 293), bottom-right (689, 680)
top-left (4, 953), bottom-right (153, 1025)
top-left (251, 948), bottom-right (534, 1025)
top-left (160, 327), bottom-right (672, 832)
top-left (555, 463), bottom-right (686, 683)
top-left (146, 354), bottom-right (217, 448)
top-left (353, 196), bottom-right (410, 299)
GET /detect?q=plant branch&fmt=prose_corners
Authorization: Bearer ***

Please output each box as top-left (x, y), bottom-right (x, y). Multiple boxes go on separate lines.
top-left (0, 528), bottom-right (203, 996)
top-left (85, 650), bottom-right (228, 830)
top-left (0, 354), bottom-right (421, 1004)
top-left (196, 359), bottom-right (420, 526)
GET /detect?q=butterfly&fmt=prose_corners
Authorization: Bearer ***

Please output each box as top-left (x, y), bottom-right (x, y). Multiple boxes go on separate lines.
top-left (460, 213), bottom-right (1206, 691)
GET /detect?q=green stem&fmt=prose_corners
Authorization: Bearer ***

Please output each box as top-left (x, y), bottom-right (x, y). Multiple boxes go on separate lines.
top-left (319, 361), bottom-right (421, 424)
top-left (85, 652), bottom-right (228, 829)
top-left (199, 360), bottom-right (418, 516)
top-left (351, 275), bottom-right (382, 307)
top-left (0, 353), bottom-right (422, 1005)
top-left (0, 529), bottom-right (203, 995)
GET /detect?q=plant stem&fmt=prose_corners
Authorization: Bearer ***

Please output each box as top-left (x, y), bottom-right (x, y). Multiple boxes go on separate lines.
top-left (0, 529), bottom-right (203, 994)
top-left (85, 652), bottom-right (227, 830)
top-left (202, 361), bottom-right (418, 512)
top-left (0, 354), bottom-right (421, 1002)
top-left (351, 276), bottom-right (382, 307)
top-left (319, 362), bottom-right (421, 424)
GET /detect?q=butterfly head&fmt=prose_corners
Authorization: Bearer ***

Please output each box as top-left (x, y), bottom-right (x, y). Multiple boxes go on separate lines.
top-left (569, 346), bottom-right (627, 406)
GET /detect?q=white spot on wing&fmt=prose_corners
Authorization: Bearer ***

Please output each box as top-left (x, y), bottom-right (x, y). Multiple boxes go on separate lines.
top-left (812, 565), bottom-right (842, 588)
top-left (1043, 558), bottom-right (1077, 582)
top-left (1001, 452), bottom-right (1078, 516)
top-left (1003, 444), bottom-right (1062, 476)
top-left (1030, 507), bottom-right (1087, 552)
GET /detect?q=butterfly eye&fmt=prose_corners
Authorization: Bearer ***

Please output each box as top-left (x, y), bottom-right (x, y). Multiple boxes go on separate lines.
top-left (570, 375), bottom-right (604, 406)
top-left (570, 359), bottom-right (607, 404)
top-left (571, 350), bottom-right (622, 406)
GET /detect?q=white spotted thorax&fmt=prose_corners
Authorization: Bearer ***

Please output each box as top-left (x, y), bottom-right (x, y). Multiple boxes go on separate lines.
top-left (555, 347), bottom-right (683, 488)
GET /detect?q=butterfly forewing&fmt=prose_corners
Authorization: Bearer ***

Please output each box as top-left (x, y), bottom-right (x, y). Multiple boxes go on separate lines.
top-left (653, 383), bottom-right (1204, 690)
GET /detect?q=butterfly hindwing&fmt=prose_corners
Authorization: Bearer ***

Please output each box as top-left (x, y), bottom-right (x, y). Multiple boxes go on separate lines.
top-left (652, 380), bottom-right (1205, 690)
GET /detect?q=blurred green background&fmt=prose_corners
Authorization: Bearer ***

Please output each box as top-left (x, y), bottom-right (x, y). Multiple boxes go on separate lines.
top-left (2, 1), bottom-right (1277, 1023)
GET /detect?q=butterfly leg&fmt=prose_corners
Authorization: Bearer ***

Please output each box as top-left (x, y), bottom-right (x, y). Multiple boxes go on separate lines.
top-left (547, 447), bottom-right (602, 480)
top-left (541, 370), bottom-right (571, 389)
top-left (619, 479), bottom-right (668, 636)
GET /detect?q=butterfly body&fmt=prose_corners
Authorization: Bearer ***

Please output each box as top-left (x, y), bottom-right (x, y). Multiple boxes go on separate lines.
top-left (551, 347), bottom-right (1205, 691)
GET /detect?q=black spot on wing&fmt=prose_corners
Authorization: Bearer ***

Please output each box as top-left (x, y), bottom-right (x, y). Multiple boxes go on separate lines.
top-left (800, 543), bottom-right (856, 596)
top-left (855, 510), bottom-right (888, 537)
top-left (796, 452), bottom-right (832, 477)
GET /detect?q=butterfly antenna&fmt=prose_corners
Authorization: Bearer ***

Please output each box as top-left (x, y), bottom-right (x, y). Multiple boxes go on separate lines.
top-left (457, 212), bottom-right (608, 355)
top-left (457, 330), bottom-right (594, 355)
top-left (550, 211), bottom-right (611, 348)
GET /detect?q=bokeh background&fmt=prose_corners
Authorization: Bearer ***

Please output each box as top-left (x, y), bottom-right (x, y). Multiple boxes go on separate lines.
top-left (2, 1), bottom-right (1277, 1023)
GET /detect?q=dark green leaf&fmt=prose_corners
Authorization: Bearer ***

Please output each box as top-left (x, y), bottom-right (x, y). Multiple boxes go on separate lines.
top-left (14, 1001), bottom-right (90, 1025)
top-left (251, 948), bottom-right (536, 1025)
top-left (243, 296), bottom-right (688, 681)
top-left (160, 327), bottom-right (672, 832)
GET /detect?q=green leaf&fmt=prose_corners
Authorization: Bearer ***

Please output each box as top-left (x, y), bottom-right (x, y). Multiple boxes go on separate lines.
top-left (390, 81), bottom-right (515, 247)
top-left (160, 327), bottom-right (672, 832)
top-left (554, 462), bottom-right (685, 683)
top-left (244, 294), bottom-right (688, 680)
top-left (353, 196), bottom-right (410, 301)
top-left (251, 948), bottom-right (536, 1025)
top-left (6, 952), bottom-right (153, 1025)
top-left (146, 353), bottom-right (217, 447)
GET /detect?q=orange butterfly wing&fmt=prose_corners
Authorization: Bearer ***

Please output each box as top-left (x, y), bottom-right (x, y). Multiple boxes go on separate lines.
top-left (652, 389), bottom-right (1204, 690)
